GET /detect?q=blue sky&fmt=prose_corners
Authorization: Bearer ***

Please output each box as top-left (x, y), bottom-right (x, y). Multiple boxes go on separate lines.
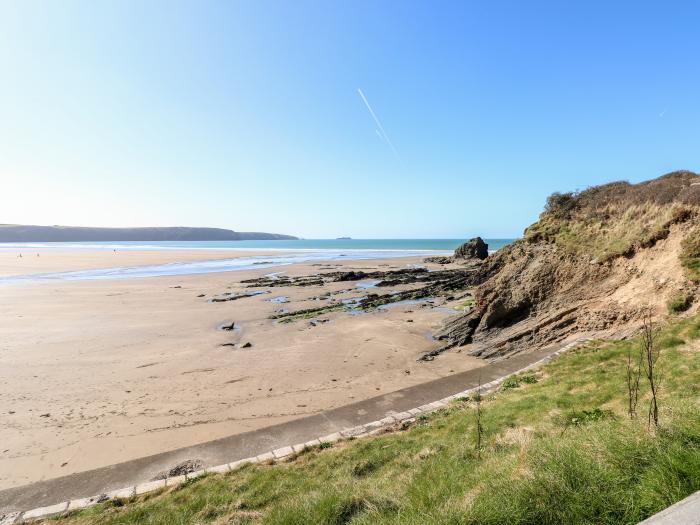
top-left (0, 1), bottom-right (698, 238)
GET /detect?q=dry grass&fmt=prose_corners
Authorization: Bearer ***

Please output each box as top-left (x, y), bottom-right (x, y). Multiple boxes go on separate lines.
top-left (681, 224), bottom-right (700, 282)
top-left (526, 202), bottom-right (694, 261)
top-left (525, 171), bottom-right (700, 261)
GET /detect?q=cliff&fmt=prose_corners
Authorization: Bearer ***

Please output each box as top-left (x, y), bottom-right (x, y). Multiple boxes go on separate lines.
top-left (435, 170), bottom-right (700, 359)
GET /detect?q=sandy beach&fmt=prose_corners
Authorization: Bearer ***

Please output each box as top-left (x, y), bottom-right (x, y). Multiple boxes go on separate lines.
top-left (0, 249), bottom-right (483, 489)
top-left (0, 249), bottom-right (278, 278)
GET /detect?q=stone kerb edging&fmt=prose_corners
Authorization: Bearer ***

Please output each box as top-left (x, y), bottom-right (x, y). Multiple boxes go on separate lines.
top-left (1, 338), bottom-right (591, 525)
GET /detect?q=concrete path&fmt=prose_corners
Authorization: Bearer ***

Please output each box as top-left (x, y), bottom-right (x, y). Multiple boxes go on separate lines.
top-left (0, 345), bottom-right (558, 514)
top-left (637, 490), bottom-right (700, 524)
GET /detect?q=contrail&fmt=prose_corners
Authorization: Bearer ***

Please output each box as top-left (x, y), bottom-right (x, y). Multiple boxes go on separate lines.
top-left (357, 88), bottom-right (401, 162)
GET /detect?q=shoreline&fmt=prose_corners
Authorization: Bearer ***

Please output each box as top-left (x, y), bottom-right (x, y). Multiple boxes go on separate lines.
top-left (0, 248), bottom-right (451, 281)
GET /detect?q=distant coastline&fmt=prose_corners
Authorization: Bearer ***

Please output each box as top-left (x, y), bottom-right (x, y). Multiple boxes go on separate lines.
top-left (0, 224), bottom-right (297, 242)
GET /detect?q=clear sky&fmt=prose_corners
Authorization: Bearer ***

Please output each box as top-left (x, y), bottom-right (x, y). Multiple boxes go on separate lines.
top-left (0, 1), bottom-right (698, 238)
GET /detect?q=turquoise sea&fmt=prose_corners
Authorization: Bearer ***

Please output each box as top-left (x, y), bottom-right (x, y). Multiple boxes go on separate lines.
top-left (0, 239), bottom-right (515, 283)
top-left (0, 238), bottom-right (514, 251)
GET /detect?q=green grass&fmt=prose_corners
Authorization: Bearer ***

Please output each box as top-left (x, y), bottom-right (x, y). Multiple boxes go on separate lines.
top-left (668, 292), bottom-right (694, 314)
top-left (501, 373), bottom-right (538, 390)
top-left (681, 225), bottom-right (700, 282)
top-left (51, 318), bottom-right (700, 525)
top-left (525, 203), bottom-right (693, 262)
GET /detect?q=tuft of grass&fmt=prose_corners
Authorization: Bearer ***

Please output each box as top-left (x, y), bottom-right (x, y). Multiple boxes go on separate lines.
top-left (559, 408), bottom-right (616, 427)
top-left (501, 373), bottom-right (538, 390)
top-left (681, 225), bottom-right (700, 282)
top-left (52, 317), bottom-right (700, 525)
top-left (668, 292), bottom-right (694, 314)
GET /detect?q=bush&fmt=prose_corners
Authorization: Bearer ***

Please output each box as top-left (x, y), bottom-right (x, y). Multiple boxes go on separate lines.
top-left (502, 374), bottom-right (538, 390)
top-left (668, 293), bottom-right (694, 314)
top-left (561, 408), bottom-right (615, 427)
top-left (544, 191), bottom-right (579, 218)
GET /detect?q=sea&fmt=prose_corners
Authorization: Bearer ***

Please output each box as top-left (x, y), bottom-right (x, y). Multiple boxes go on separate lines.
top-left (0, 239), bottom-right (515, 283)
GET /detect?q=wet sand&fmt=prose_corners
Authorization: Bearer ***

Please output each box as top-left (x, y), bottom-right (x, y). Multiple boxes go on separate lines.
top-left (0, 250), bottom-right (483, 489)
top-left (0, 249), bottom-right (276, 277)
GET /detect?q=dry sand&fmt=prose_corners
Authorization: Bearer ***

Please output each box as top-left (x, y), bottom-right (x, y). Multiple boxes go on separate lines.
top-left (0, 250), bottom-right (483, 489)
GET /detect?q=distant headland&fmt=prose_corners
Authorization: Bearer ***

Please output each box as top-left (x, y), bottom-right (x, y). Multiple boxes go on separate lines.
top-left (0, 224), bottom-right (298, 242)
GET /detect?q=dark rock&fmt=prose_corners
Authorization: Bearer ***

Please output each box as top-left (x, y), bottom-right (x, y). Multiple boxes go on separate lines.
top-left (424, 256), bottom-right (454, 264)
top-left (241, 268), bottom-right (428, 288)
top-left (220, 321), bottom-right (236, 331)
top-left (151, 459), bottom-right (204, 480)
top-left (210, 290), bottom-right (269, 302)
top-left (336, 271), bottom-right (368, 281)
top-left (241, 342), bottom-right (252, 348)
top-left (454, 237), bottom-right (489, 260)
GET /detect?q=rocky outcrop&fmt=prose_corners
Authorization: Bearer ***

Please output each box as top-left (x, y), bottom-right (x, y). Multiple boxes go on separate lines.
top-left (424, 237), bottom-right (489, 264)
top-left (431, 241), bottom-right (605, 357)
top-left (428, 171), bottom-right (700, 361)
top-left (455, 237), bottom-right (489, 260)
top-left (423, 256), bottom-right (454, 264)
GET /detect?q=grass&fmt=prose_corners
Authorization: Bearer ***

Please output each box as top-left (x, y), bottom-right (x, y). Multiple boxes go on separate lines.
top-left (668, 292), bottom-right (694, 314)
top-left (50, 317), bottom-right (700, 525)
top-left (681, 225), bottom-right (700, 282)
top-left (525, 202), bottom-right (694, 261)
top-left (501, 373), bottom-right (538, 390)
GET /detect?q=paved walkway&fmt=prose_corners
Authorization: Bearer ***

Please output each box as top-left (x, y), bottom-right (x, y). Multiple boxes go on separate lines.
top-left (638, 490), bottom-right (700, 524)
top-left (0, 345), bottom-right (558, 514)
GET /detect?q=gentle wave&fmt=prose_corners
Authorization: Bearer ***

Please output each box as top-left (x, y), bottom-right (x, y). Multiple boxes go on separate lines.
top-left (0, 249), bottom-right (452, 284)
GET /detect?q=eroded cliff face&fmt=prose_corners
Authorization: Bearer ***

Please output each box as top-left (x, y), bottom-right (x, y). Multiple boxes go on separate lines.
top-left (432, 171), bottom-right (700, 360)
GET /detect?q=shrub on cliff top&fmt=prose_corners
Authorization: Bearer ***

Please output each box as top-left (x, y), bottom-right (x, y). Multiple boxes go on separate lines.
top-left (526, 171), bottom-right (700, 261)
top-left (544, 191), bottom-right (579, 219)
